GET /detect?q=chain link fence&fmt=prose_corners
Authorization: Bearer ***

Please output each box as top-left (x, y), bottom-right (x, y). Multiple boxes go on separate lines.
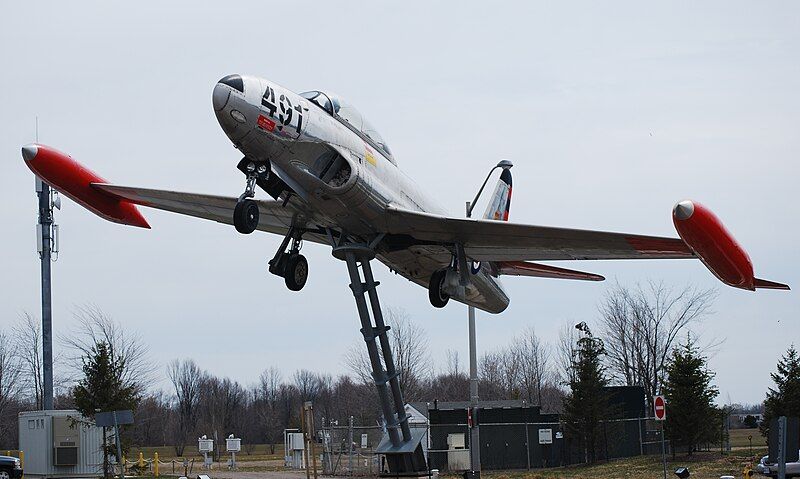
top-left (320, 423), bottom-right (384, 476)
top-left (319, 417), bottom-right (672, 475)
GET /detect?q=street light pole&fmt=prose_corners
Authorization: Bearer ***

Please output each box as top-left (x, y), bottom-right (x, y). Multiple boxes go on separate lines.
top-left (465, 200), bottom-right (481, 477)
top-left (464, 159), bottom-right (513, 478)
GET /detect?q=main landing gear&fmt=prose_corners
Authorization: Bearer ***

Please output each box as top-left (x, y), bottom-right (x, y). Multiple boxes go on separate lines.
top-left (268, 227), bottom-right (308, 291)
top-left (232, 158), bottom-right (309, 291)
top-left (428, 244), bottom-right (469, 309)
top-left (428, 269), bottom-right (450, 308)
top-left (233, 159), bottom-right (270, 234)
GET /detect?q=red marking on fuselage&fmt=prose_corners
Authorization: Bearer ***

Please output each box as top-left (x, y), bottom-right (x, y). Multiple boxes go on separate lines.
top-left (258, 114), bottom-right (276, 132)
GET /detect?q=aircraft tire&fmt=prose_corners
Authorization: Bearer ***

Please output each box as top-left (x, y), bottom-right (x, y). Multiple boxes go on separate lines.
top-left (234, 199), bottom-right (259, 234)
top-left (428, 269), bottom-right (449, 308)
top-left (284, 254), bottom-right (308, 291)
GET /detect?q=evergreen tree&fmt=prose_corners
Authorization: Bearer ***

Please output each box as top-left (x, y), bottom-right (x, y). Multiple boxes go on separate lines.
top-left (562, 323), bottom-right (610, 464)
top-left (743, 415), bottom-right (758, 429)
top-left (73, 341), bottom-right (140, 415)
top-left (662, 339), bottom-right (720, 456)
top-left (72, 341), bottom-right (141, 475)
top-left (761, 345), bottom-right (800, 437)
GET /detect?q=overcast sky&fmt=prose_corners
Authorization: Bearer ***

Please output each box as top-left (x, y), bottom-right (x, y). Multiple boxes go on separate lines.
top-left (1, 1), bottom-right (797, 406)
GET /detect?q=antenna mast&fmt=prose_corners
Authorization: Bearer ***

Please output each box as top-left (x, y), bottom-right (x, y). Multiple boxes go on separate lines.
top-left (34, 117), bottom-right (55, 410)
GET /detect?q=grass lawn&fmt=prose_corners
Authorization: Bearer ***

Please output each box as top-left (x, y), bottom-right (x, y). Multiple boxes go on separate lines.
top-left (730, 428), bottom-right (766, 449)
top-left (478, 451), bottom-right (764, 479)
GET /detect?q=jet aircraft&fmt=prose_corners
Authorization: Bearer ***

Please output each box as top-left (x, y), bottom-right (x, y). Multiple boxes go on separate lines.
top-left (22, 74), bottom-right (789, 314)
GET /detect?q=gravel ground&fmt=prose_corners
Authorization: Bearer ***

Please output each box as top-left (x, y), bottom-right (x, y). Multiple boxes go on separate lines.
top-left (208, 470), bottom-right (335, 479)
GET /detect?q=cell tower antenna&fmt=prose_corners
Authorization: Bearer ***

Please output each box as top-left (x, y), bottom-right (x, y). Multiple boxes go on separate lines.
top-left (33, 114), bottom-right (55, 410)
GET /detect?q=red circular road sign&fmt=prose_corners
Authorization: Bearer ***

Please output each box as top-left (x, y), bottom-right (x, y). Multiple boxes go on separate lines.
top-left (654, 395), bottom-right (666, 420)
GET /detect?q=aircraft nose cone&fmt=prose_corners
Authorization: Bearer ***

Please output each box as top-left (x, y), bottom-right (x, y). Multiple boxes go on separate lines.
top-left (213, 74), bottom-right (244, 111)
top-left (22, 144), bottom-right (38, 162)
top-left (673, 200), bottom-right (695, 220)
top-left (212, 83), bottom-right (229, 111)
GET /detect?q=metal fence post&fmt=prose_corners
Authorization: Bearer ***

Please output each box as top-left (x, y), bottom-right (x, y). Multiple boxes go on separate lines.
top-left (348, 416), bottom-right (354, 476)
top-left (525, 422), bottom-right (530, 470)
top-left (778, 416), bottom-right (787, 479)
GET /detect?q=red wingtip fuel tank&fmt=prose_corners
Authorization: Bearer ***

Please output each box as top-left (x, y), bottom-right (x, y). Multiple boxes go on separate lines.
top-left (21, 144), bottom-right (150, 229)
top-left (672, 200), bottom-right (754, 290)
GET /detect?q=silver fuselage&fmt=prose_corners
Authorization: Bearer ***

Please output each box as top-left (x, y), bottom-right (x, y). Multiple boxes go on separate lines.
top-left (212, 75), bottom-right (509, 313)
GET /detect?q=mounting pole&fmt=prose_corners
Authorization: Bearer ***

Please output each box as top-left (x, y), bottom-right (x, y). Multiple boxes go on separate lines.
top-left (332, 242), bottom-right (427, 475)
top-left (462, 159), bottom-right (512, 478)
top-left (465, 201), bottom-right (481, 476)
top-left (36, 177), bottom-right (54, 411)
top-left (34, 118), bottom-right (54, 411)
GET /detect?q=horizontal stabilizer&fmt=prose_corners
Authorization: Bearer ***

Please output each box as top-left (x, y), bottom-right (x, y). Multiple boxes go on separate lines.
top-left (753, 278), bottom-right (791, 290)
top-left (497, 261), bottom-right (605, 282)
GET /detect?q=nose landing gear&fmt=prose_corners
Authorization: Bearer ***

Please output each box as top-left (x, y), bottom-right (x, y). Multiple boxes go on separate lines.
top-left (233, 159), bottom-right (270, 234)
top-left (233, 199), bottom-right (259, 234)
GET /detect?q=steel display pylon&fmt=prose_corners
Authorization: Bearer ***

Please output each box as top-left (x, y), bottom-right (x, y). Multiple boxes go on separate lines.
top-left (333, 243), bottom-right (427, 475)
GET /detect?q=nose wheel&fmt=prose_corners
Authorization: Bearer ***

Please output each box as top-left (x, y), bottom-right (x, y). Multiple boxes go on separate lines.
top-left (233, 159), bottom-right (269, 235)
top-left (234, 199), bottom-right (259, 234)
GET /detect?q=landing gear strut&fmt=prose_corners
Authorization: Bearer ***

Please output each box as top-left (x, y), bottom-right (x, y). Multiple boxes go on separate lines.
top-left (268, 228), bottom-right (308, 291)
top-left (233, 159), bottom-right (269, 234)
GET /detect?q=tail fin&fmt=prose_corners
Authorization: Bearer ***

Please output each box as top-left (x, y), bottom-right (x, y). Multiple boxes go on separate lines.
top-left (483, 168), bottom-right (512, 221)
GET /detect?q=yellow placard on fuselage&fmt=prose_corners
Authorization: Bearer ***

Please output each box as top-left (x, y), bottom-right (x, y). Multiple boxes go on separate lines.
top-left (365, 145), bottom-right (377, 166)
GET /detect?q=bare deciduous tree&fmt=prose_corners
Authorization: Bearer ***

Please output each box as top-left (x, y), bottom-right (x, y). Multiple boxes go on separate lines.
top-left (557, 323), bottom-right (580, 386)
top-left (168, 359), bottom-right (204, 455)
top-left (14, 313), bottom-right (44, 409)
top-left (344, 307), bottom-right (431, 400)
top-left (61, 305), bottom-right (154, 389)
top-left (253, 367), bottom-right (283, 453)
top-left (598, 282), bottom-right (716, 407)
top-left (0, 329), bottom-right (23, 443)
top-left (445, 350), bottom-right (461, 376)
top-left (499, 346), bottom-right (522, 398)
top-left (198, 376), bottom-right (246, 461)
top-left (512, 327), bottom-right (551, 406)
top-left (293, 369), bottom-right (322, 402)
top-left (479, 351), bottom-right (502, 384)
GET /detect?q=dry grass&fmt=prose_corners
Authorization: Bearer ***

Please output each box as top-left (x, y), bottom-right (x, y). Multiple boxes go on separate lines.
top-left (730, 428), bottom-right (766, 449)
top-left (476, 451), bottom-right (764, 479)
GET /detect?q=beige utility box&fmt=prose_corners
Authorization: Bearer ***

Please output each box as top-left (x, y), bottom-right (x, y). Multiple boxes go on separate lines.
top-left (19, 409), bottom-right (104, 479)
top-left (52, 416), bottom-right (80, 466)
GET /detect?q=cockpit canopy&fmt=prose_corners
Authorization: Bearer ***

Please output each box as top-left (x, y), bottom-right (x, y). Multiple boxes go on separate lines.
top-left (300, 90), bottom-right (393, 162)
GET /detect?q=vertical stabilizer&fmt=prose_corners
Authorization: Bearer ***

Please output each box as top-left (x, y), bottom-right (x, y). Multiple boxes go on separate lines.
top-left (483, 168), bottom-right (513, 221)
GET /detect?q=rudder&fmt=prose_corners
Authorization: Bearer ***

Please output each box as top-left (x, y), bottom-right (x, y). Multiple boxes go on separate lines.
top-left (483, 168), bottom-right (512, 221)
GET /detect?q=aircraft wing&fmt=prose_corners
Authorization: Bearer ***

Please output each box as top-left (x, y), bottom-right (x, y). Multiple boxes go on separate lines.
top-left (93, 184), bottom-right (330, 245)
top-left (380, 206), bottom-right (693, 262)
